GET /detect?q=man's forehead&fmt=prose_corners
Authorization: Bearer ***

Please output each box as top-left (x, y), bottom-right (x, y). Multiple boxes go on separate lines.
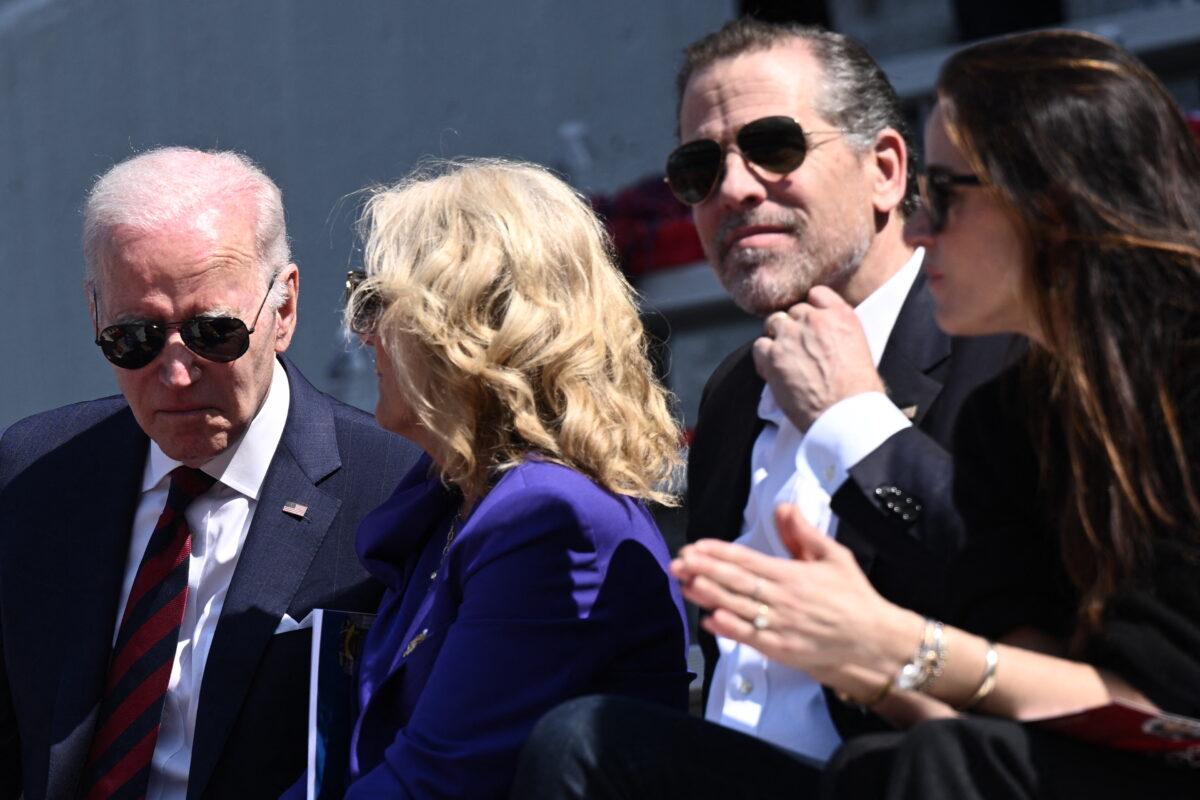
top-left (110, 194), bottom-right (256, 246)
top-left (679, 41), bottom-right (828, 140)
top-left (97, 209), bottom-right (258, 301)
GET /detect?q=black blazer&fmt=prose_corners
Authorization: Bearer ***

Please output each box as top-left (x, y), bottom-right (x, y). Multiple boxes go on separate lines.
top-left (686, 272), bottom-right (1018, 730)
top-left (0, 357), bottom-right (421, 800)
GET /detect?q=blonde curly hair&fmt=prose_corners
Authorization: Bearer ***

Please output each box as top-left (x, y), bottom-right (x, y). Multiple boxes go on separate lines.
top-left (349, 158), bottom-right (681, 505)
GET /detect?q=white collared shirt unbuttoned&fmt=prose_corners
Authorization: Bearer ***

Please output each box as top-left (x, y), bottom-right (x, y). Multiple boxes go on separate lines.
top-left (112, 360), bottom-right (290, 800)
top-left (704, 250), bottom-right (923, 762)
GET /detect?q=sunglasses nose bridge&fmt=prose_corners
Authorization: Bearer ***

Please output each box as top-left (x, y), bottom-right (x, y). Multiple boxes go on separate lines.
top-left (156, 336), bottom-right (203, 387)
top-left (712, 147), bottom-right (771, 204)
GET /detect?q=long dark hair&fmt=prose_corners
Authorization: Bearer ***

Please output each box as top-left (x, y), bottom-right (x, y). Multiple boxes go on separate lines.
top-left (939, 30), bottom-right (1200, 640)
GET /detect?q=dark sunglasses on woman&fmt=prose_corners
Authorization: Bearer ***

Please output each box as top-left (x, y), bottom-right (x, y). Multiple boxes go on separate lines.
top-left (664, 115), bottom-right (845, 205)
top-left (345, 269), bottom-right (385, 336)
top-left (93, 282), bottom-right (275, 370)
top-left (917, 166), bottom-right (982, 234)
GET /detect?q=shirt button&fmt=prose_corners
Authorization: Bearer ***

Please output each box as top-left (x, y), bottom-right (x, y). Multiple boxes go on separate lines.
top-left (823, 465), bottom-right (835, 483)
top-left (735, 676), bottom-right (754, 695)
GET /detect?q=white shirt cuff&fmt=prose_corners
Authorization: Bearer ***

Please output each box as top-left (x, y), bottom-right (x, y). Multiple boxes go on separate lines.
top-left (799, 392), bottom-right (912, 495)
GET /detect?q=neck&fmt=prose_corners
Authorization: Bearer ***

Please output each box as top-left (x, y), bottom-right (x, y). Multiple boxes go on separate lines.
top-left (836, 215), bottom-right (914, 308)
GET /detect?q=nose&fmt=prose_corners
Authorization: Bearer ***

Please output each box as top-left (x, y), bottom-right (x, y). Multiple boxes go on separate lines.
top-left (711, 151), bottom-right (768, 209)
top-left (157, 332), bottom-right (201, 388)
top-left (904, 204), bottom-right (936, 250)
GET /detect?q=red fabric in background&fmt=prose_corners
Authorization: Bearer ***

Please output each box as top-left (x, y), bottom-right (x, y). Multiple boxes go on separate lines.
top-left (592, 175), bottom-right (704, 275)
top-left (1188, 112), bottom-right (1200, 144)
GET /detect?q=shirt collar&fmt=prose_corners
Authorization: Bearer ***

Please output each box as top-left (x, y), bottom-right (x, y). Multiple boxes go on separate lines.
top-left (141, 359), bottom-right (292, 499)
top-left (854, 247), bottom-right (923, 368)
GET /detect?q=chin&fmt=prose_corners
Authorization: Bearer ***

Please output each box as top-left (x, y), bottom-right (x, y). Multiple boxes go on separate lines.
top-left (156, 428), bottom-right (233, 466)
top-left (933, 311), bottom-right (995, 339)
top-left (932, 308), bottom-right (968, 337)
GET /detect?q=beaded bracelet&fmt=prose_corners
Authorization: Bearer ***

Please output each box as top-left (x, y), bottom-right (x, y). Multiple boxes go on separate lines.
top-left (896, 618), bottom-right (946, 693)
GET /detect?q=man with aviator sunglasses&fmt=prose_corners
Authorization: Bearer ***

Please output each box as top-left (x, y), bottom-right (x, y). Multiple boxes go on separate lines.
top-left (0, 147), bottom-right (419, 800)
top-left (514, 18), bottom-right (1017, 799)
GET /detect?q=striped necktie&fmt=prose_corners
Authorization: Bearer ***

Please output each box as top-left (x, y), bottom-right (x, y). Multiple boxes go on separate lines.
top-left (83, 466), bottom-right (216, 800)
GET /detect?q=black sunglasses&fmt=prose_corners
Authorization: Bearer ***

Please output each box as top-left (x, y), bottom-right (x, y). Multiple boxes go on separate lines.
top-left (664, 116), bottom-right (845, 205)
top-left (918, 166), bottom-right (983, 233)
top-left (345, 270), bottom-right (385, 335)
top-left (94, 282), bottom-right (274, 369)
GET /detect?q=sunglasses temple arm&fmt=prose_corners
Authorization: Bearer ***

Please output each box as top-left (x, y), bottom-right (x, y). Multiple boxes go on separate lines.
top-left (245, 278), bottom-right (276, 335)
top-left (91, 285), bottom-right (101, 343)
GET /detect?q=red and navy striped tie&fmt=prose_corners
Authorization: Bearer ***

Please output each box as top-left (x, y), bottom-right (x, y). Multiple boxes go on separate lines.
top-left (83, 466), bottom-right (216, 800)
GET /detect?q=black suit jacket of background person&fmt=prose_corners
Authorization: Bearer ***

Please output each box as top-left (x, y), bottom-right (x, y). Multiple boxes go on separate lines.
top-left (686, 272), bottom-right (1018, 736)
top-left (0, 356), bottom-right (422, 800)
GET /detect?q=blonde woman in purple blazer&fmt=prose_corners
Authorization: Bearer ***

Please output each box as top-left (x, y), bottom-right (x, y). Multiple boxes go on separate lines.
top-left (342, 159), bottom-right (690, 798)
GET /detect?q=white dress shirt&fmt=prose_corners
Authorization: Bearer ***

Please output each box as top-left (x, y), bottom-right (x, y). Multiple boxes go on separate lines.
top-left (113, 359), bottom-right (290, 800)
top-left (705, 250), bottom-right (923, 762)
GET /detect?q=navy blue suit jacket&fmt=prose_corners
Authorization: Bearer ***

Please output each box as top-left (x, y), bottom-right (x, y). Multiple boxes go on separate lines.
top-left (0, 357), bottom-right (421, 800)
top-left (345, 455), bottom-right (691, 798)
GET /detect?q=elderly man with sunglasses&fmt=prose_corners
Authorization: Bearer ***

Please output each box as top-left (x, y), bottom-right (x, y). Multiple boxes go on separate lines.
top-left (511, 19), bottom-right (1017, 799)
top-left (0, 147), bottom-right (420, 800)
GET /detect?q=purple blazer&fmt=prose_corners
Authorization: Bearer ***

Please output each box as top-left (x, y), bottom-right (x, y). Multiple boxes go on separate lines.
top-left (345, 454), bottom-right (690, 798)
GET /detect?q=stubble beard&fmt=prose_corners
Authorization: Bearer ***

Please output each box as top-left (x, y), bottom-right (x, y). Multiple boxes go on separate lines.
top-left (714, 212), bottom-right (873, 317)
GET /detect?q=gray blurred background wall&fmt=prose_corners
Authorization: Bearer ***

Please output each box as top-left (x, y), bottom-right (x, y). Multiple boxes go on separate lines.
top-left (3, 0), bottom-right (1198, 432)
top-left (0, 0), bottom-right (734, 430)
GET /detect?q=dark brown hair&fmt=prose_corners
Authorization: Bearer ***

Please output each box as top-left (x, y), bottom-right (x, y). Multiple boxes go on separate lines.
top-left (939, 30), bottom-right (1200, 639)
top-left (677, 17), bottom-right (918, 215)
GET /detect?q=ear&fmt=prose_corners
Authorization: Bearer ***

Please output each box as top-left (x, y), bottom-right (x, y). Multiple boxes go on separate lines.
top-left (867, 127), bottom-right (908, 217)
top-left (273, 264), bottom-right (299, 353)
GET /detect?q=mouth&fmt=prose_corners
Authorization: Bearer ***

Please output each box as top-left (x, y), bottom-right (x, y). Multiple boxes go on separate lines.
top-left (157, 407), bottom-right (217, 417)
top-left (723, 224), bottom-right (795, 252)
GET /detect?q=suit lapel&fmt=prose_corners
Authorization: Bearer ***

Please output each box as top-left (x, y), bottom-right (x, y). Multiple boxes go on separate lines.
top-left (45, 409), bottom-right (147, 799)
top-left (876, 271), bottom-right (951, 426)
top-left (687, 343), bottom-right (765, 544)
top-left (187, 362), bottom-right (343, 800)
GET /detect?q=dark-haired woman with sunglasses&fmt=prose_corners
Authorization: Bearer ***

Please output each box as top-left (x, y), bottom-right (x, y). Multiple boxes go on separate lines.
top-left (674, 30), bottom-right (1200, 798)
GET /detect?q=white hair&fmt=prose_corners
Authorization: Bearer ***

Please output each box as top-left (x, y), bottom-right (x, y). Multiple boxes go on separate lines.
top-left (83, 147), bottom-right (292, 309)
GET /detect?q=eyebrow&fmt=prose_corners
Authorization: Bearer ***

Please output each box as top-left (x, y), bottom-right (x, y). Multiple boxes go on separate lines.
top-left (111, 306), bottom-right (241, 325)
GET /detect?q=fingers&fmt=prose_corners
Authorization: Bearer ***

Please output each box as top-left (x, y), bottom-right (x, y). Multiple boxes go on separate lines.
top-left (805, 285), bottom-right (847, 309)
top-left (769, 305), bottom-right (813, 329)
top-left (775, 503), bottom-right (829, 562)
top-left (701, 607), bottom-right (783, 651)
top-left (763, 310), bottom-right (791, 338)
top-left (683, 538), bottom-right (795, 582)
top-left (673, 546), bottom-right (781, 626)
top-left (674, 545), bottom-right (769, 600)
top-left (679, 571), bottom-right (763, 624)
top-left (751, 335), bottom-right (773, 378)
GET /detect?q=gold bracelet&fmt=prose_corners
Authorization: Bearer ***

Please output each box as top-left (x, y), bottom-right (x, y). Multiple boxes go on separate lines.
top-left (863, 676), bottom-right (893, 706)
top-left (959, 640), bottom-right (999, 711)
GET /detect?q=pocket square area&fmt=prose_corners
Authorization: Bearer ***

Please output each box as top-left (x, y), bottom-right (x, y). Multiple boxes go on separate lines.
top-left (273, 610), bottom-right (315, 634)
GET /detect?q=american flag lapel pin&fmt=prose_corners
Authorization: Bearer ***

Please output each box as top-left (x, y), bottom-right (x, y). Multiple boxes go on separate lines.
top-left (282, 501), bottom-right (309, 519)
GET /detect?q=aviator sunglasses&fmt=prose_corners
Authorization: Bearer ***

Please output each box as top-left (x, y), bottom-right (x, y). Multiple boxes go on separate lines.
top-left (664, 115), bottom-right (845, 205)
top-left (918, 166), bottom-right (982, 234)
top-left (94, 282), bottom-right (274, 369)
